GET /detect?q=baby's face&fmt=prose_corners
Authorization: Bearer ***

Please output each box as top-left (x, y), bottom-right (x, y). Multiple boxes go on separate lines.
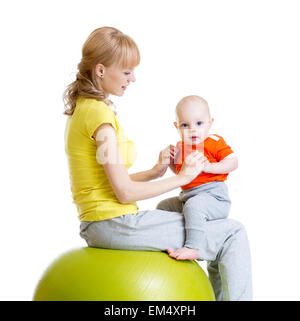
top-left (174, 100), bottom-right (213, 145)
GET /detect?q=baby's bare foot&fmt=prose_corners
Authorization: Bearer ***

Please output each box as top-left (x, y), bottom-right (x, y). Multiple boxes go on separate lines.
top-left (167, 247), bottom-right (199, 260)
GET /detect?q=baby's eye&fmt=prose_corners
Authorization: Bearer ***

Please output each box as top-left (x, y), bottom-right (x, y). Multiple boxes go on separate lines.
top-left (181, 123), bottom-right (188, 128)
top-left (196, 121), bottom-right (203, 126)
top-left (124, 71), bottom-right (131, 75)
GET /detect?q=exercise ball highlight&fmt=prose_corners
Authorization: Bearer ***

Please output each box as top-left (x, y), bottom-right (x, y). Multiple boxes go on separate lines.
top-left (33, 247), bottom-right (215, 301)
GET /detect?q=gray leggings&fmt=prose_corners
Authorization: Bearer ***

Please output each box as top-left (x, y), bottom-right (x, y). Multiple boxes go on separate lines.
top-left (80, 200), bottom-right (252, 300)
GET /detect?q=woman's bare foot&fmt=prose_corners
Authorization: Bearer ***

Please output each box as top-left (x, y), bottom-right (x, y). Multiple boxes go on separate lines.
top-left (166, 247), bottom-right (199, 260)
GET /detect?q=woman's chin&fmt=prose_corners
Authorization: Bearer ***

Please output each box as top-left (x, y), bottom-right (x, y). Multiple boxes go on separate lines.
top-left (116, 91), bottom-right (125, 97)
top-left (110, 92), bottom-right (124, 97)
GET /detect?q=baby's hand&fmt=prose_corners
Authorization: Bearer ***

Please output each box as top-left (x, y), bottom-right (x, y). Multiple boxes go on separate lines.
top-left (153, 145), bottom-right (175, 177)
top-left (202, 156), bottom-right (212, 173)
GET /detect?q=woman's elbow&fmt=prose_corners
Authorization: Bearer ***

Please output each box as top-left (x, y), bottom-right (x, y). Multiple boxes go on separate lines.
top-left (115, 188), bottom-right (134, 204)
top-left (117, 194), bottom-right (130, 204)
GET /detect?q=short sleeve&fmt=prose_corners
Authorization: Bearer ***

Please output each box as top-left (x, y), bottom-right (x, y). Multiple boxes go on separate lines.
top-left (85, 103), bottom-right (117, 138)
top-left (215, 136), bottom-right (234, 161)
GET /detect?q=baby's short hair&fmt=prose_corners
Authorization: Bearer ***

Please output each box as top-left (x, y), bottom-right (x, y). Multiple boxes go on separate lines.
top-left (175, 95), bottom-right (210, 118)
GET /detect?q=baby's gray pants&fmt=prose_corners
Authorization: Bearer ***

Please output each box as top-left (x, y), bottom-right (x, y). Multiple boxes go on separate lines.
top-left (178, 181), bottom-right (231, 249)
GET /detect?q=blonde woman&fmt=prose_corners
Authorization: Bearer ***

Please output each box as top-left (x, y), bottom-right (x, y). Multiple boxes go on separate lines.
top-left (63, 27), bottom-right (252, 301)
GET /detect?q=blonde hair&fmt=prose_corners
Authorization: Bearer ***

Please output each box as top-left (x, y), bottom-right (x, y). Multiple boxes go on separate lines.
top-left (63, 27), bottom-right (140, 115)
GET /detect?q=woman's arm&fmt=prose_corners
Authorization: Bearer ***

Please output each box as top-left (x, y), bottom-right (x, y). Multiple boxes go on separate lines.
top-left (129, 144), bottom-right (176, 182)
top-left (129, 168), bottom-right (159, 182)
top-left (94, 124), bottom-right (205, 204)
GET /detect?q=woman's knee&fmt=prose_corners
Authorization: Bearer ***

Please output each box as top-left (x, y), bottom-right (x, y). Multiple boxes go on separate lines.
top-left (225, 219), bottom-right (250, 248)
top-left (223, 218), bottom-right (244, 234)
top-left (229, 219), bottom-right (246, 233)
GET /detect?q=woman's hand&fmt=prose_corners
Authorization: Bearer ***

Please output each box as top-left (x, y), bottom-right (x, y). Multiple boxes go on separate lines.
top-left (178, 151), bottom-right (207, 184)
top-left (152, 145), bottom-right (175, 178)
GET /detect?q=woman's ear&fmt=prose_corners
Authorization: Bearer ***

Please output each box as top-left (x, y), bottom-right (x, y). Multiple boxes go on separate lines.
top-left (173, 121), bottom-right (178, 129)
top-left (95, 63), bottom-right (105, 78)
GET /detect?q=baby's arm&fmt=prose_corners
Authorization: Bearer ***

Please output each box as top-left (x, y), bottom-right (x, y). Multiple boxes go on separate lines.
top-left (203, 155), bottom-right (238, 174)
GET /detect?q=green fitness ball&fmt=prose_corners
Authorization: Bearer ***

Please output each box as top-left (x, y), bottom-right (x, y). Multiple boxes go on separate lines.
top-left (33, 247), bottom-right (215, 301)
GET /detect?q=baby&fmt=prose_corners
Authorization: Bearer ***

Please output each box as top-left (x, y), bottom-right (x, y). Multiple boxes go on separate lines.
top-left (166, 95), bottom-right (238, 260)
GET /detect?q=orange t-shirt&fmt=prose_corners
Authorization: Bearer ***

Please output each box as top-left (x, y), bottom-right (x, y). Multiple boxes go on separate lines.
top-left (175, 134), bottom-right (234, 190)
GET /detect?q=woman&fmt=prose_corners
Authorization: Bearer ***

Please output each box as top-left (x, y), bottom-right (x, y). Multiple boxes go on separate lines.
top-left (63, 27), bottom-right (252, 301)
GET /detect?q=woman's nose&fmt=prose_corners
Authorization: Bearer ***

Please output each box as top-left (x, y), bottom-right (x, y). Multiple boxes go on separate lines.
top-left (130, 72), bottom-right (136, 82)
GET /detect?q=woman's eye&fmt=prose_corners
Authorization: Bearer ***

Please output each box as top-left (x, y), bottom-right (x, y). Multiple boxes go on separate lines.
top-left (181, 123), bottom-right (188, 128)
top-left (124, 71), bottom-right (131, 75)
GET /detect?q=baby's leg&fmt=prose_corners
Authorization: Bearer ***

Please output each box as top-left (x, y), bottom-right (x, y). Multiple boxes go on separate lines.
top-left (170, 192), bottom-right (231, 260)
top-left (179, 182), bottom-right (231, 221)
top-left (156, 197), bottom-right (198, 260)
top-left (184, 192), bottom-right (230, 248)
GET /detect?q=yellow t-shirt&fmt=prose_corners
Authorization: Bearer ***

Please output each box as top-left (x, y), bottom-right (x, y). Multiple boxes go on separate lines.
top-left (64, 96), bottom-right (139, 221)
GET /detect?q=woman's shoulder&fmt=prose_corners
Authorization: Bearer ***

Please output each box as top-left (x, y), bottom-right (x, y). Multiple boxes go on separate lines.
top-left (76, 96), bottom-right (111, 112)
top-left (75, 96), bottom-right (117, 123)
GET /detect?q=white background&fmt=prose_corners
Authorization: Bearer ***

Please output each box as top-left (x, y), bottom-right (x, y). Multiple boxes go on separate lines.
top-left (1, 0), bottom-right (300, 301)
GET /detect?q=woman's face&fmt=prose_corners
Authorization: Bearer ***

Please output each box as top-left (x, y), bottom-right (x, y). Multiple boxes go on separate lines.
top-left (98, 64), bottom-right (136, 97)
